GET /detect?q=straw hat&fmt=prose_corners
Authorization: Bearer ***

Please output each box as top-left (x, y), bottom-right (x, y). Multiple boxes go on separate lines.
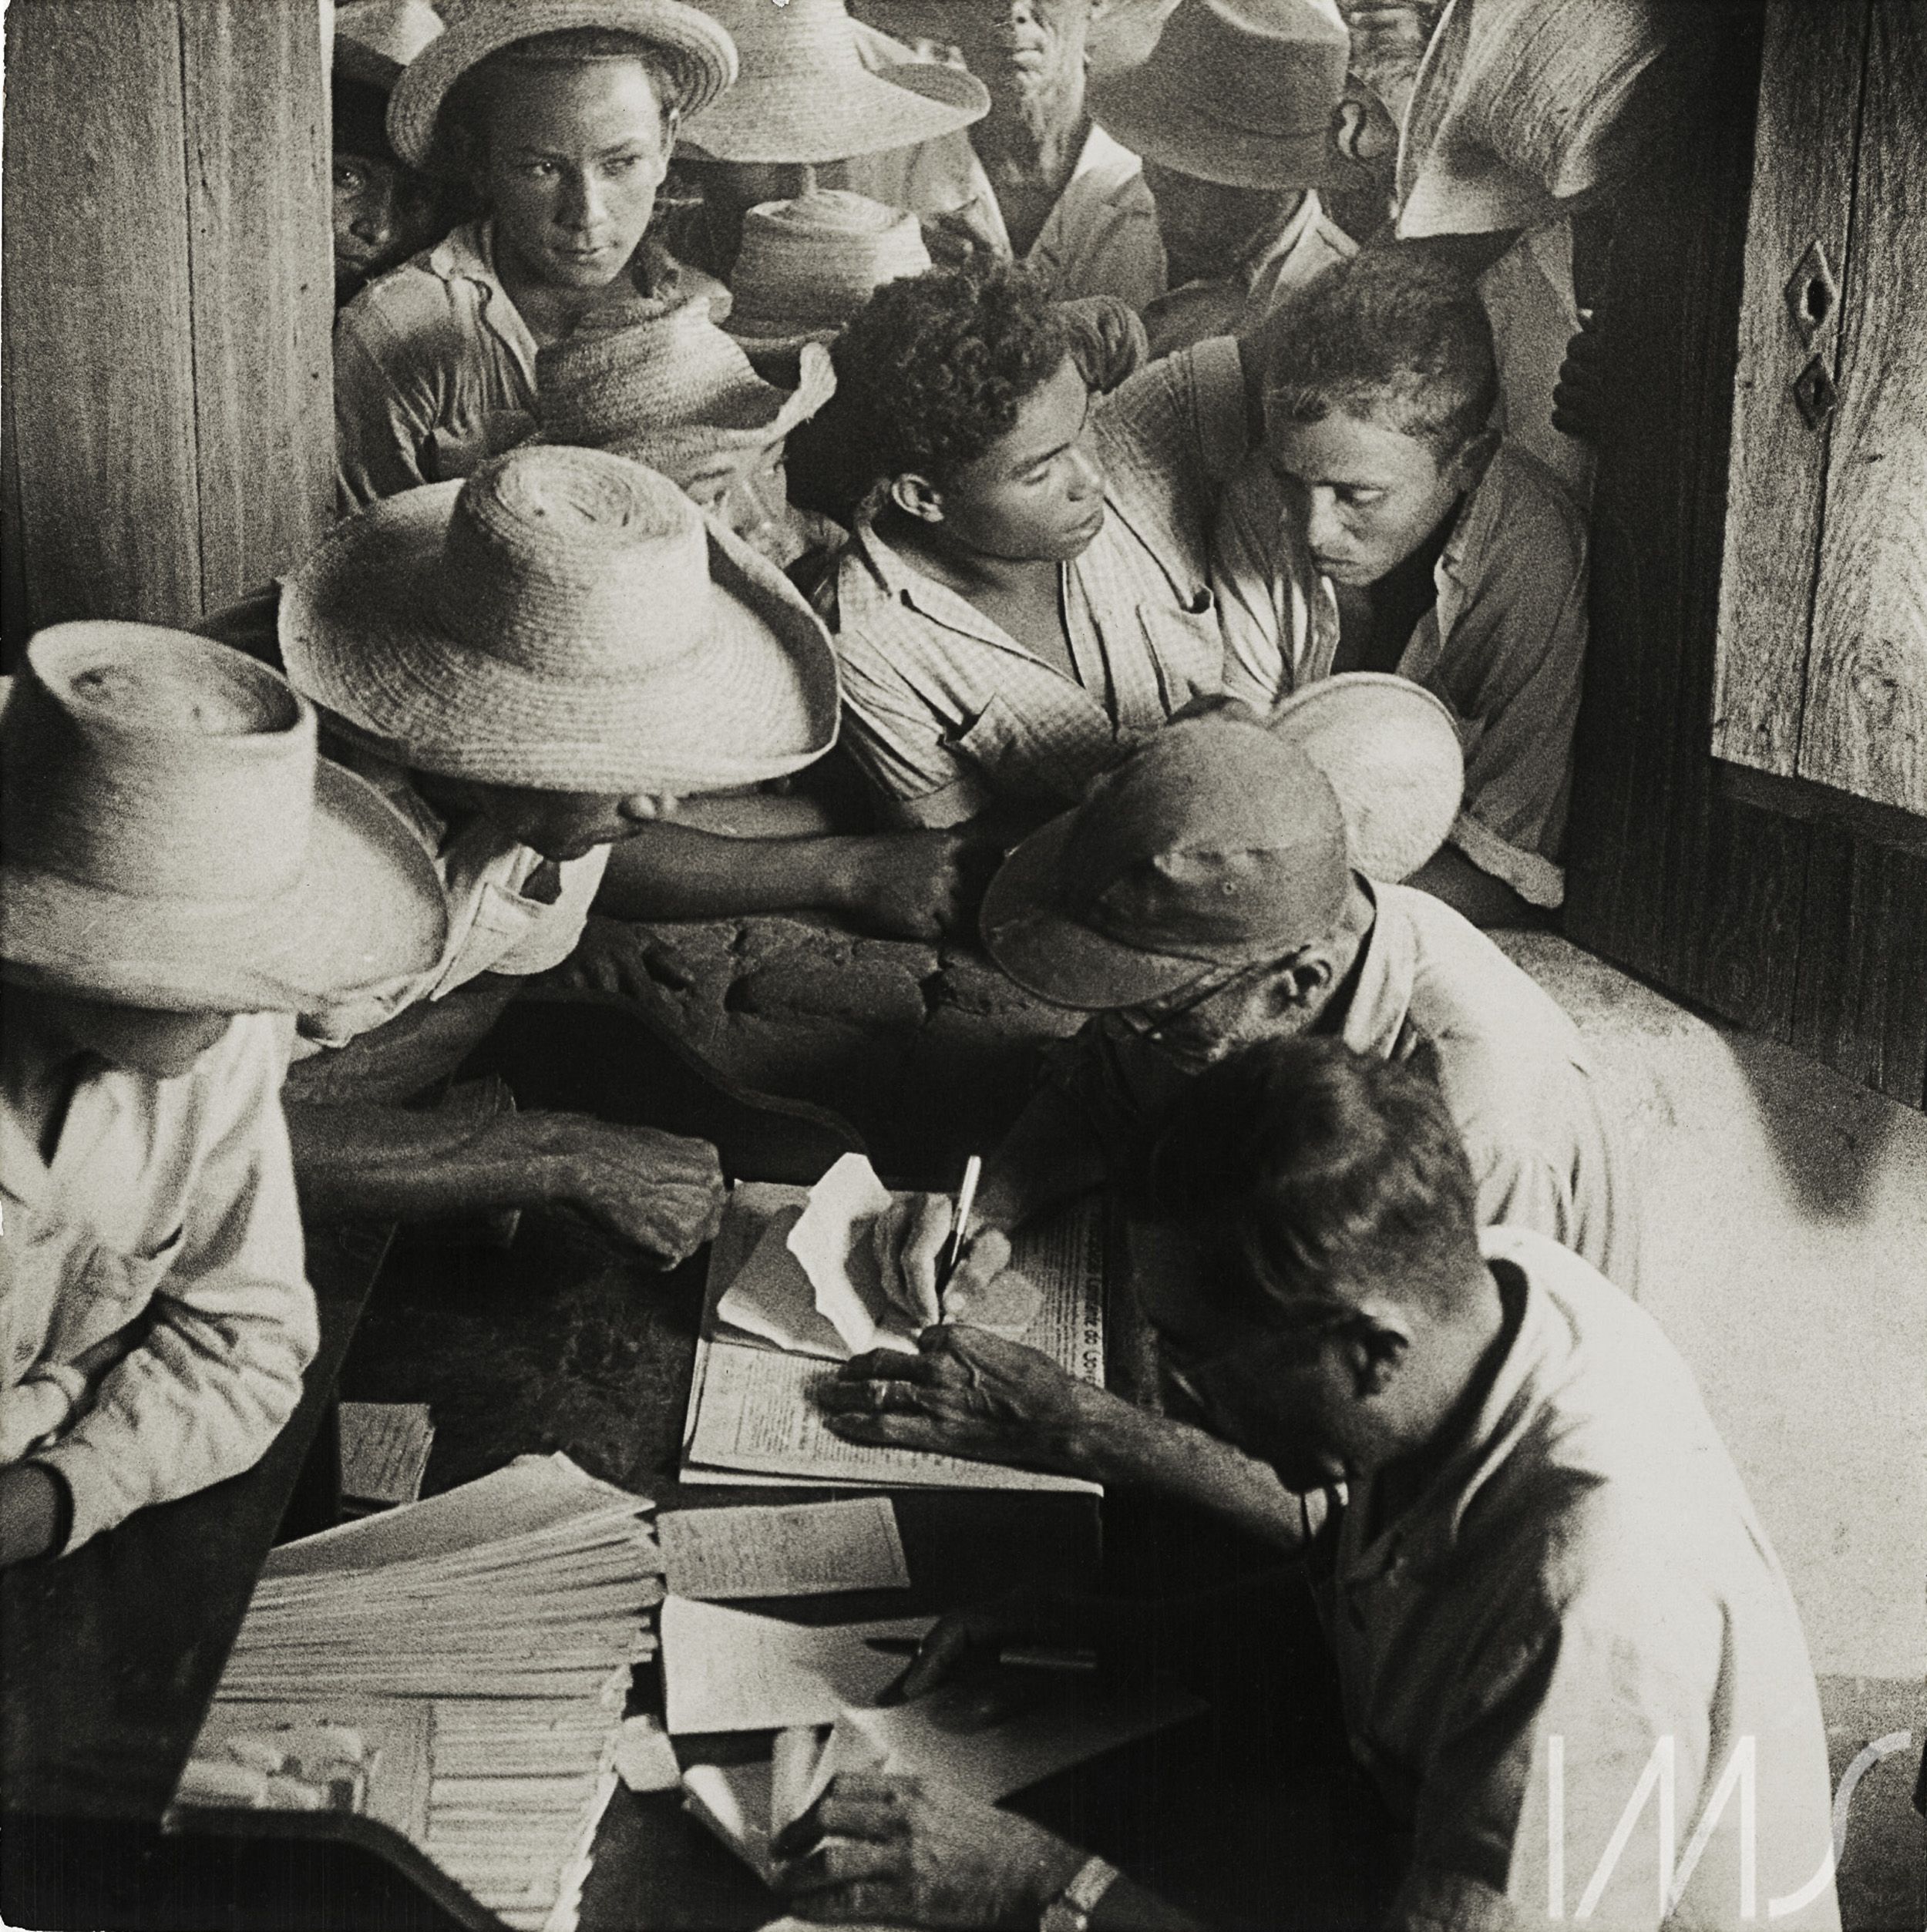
top-left (679, 0), bottom-right (985, 164)
top-left (980, 675), bottom-right (1464, 1010)
top-left (335, 0), bottom-right (446, 92)
top-left (535, 288), bottom-right (837, 483)
top-left (280, 444), bottom-right (839, 792)
top-left (0, 624), bottom-right (448, 1015)
top-left (1087, 0), bottom-right (1349, 192)
top-left (724, 190), bottom-right (931, 358)
top-left (388, 0), bottom-right (740, 176)
top-left (1396, 0), bottom-right (1680, 237)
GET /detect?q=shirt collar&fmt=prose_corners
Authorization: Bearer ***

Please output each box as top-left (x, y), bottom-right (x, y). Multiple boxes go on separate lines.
top-left (1238, 189), bottom-right (1325, 291)
top-left (850, 512), bottom-right (1061, 660)
top-left (1337, 882), bottom-right (1416, 1060)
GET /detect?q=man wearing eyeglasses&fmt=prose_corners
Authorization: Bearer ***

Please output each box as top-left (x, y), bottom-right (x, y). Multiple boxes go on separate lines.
top-left (820, 707), bottom-right (1636, 1540)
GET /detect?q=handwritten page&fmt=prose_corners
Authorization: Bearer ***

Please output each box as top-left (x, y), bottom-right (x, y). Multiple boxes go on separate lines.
top-left (658, 1597), bottom-right (934, 1734)
top-left (658, 1497), bottom-right (909, 1601)
top-left (684, 1192), bottom-right (1106, 1494)
top-left (338, 1402), bottom-right (435, 1510)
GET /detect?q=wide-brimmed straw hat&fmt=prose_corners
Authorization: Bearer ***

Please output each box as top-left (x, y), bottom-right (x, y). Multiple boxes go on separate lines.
top-left (0, 624), bottom-right (448, 1015)
top-left (388, 0), bottom-right (740, 177)
top-left (335, 0), bottom-right (446, 92)
top-left (980, 675), bottom-right (1464, 1010)
top-left (280, 444), bottom-right (839, 791)
top-left (535, 288), bottom-right (837, 483)
top-left (724, 190), bottom-right (931, 358)
top-left (1087, 0), bottom-right (1349, 192)
top-left (1396, 0), bottom-right (1682, 238)
top-left (678, 0), bottom-right (986, 164)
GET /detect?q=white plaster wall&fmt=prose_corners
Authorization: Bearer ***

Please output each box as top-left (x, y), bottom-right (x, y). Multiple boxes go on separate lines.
top-left (1498, 934), bottom-right (1927, 1681)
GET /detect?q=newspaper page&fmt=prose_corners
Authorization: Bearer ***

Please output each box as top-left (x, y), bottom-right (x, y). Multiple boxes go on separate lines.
top-left (681, 1186), bottom-right (1105, 1493)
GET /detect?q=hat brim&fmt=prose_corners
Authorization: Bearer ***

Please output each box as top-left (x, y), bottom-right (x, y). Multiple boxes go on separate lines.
top-left (1269, 673), bottom-right (1463, 882)
top-left (979, 811), bottom-right (1210, 1012)
top-left (279, 484), bottom-right (840, 793)
top-left (0, 758), bottom-right (449, 1015)
top-left (388, 0), bottom-right (740, 176)
top-left (678, 59), bottom-right (986, 164)
top-left (588, 336), bottom-right (838, 463)
top-left (1088, 63), bottom-right (1330, 190)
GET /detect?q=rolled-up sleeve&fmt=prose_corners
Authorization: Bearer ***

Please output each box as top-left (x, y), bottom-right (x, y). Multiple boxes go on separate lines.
top-left (36, 1018), bottom-right (318, 1551)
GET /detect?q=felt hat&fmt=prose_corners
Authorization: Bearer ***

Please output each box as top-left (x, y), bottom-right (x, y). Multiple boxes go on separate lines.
top-left (1395, 0), bottom-right (1681, 238)
top-left (535, 287), bottom-right (837, 484)
top-left (335, 0), bottom-right (446, 92)
top-left (723, 190), bottom-right (931, 358)
top-left (678, 0), bottom-right (987, 164)
top-left (980, 674), bottom-right (1464, 1009)
top-left (279, 444), bottom-right (839, 792)
top-left (0, 624), bottom-right (449, 1015)
top-left (1086, 0), bottom-right (1349, 192)
top-left (388, 0), bottom-right (740, 177)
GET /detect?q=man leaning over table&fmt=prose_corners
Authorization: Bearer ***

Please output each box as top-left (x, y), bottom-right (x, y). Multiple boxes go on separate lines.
top-left (829, 696), bottom-right (1638, 1544)
top-left (770, 1041), bottom-right (1839, 1932)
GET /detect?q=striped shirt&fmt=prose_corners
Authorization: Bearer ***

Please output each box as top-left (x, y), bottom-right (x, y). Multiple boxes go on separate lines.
top-left (823, 338), bottom-right (1277, 828)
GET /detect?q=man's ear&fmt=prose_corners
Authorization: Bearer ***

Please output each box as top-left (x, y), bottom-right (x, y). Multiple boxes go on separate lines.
top-left (889, 473), bottom-right (945, 525)
top-left (1446, 425), bottom-right (1502, 493)
top-left (1330, 97), bottom-right (1370, 165)
top-left (1350, 1319), bottom-right (1409, 1399)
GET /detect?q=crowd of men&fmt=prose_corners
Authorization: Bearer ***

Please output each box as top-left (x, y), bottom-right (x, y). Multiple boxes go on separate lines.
top-left (1, 1), bottom-right (1843, 1927)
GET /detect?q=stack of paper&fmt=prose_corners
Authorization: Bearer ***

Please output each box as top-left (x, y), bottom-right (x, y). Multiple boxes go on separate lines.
top-left (683, 1171), bottom-right (1107, 1493)
top-left (338, 1400), bottom-right (435, 1512)
top-left (175, 1455), bottom-right (663, 1932)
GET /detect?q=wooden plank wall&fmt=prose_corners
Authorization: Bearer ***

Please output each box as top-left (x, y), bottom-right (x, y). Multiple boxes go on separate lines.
top-left (1563, 0), bottom-right (1927, 1112)
top-left (0, 0), bottom-right (331, 658)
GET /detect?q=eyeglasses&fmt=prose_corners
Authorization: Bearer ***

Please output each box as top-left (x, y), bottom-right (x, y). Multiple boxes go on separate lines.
top-left (1114, 956), bottom-right (1273, 1044)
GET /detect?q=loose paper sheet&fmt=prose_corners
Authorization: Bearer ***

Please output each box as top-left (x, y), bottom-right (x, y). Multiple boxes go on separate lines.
top-left (658, 1497), bottom-right (909, 1601)
top-left (686, 1190), bottom-right (1105, 1493)
top-left (614, 1715), bottom-right (683, 1793)
top-left (658, 1597), bottom-right (934, 1734)
top-left (338, 1401), bottom-right (435, 1509)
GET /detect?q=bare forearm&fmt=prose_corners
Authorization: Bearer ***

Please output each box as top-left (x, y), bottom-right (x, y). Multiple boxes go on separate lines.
top-left (1074, 1394), bottom-right (1311, 1552)
top-left (287, 1099), bottom-right (574, 1224)
top-left (975, 1086), bottom-right (1108, 1233)
top-left (596, 822), bottom-right (869, 922)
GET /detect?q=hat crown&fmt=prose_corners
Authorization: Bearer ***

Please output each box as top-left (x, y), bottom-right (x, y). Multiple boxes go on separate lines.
top-left (728, 190), bottom-right (931, 338)
top-left (435, 445), bottom-right (711, 683)
top-left (1142, 0), bottom-right (1347, 131)
top-left (688, 0), bottom-right (859, 82)
top-left (2, 623), bottom-right (317, 908)
top-left (1060, 720), bottom-right (1350, 960)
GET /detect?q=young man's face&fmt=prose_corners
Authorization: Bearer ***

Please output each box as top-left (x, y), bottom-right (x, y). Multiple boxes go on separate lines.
top-left (675, 432), bottom-right (799, 563)
top-left (1263, 409), bottom-right (1471, 586)
top-left (332, 150), bottom-right (441, 299)
top-left (483, 60), bottom-right (671, 293)
top-left (25, 990), bottom-right (234, 1081)
top-left (1139, 160), bottom-right (1299, 288)
top-left (924, 355), bottom-right (1106, 563)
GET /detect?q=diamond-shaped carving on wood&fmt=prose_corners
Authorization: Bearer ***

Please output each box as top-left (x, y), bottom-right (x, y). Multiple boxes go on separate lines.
top-left (1791, 354), bottom-right (1838, 431)
top-left (1784, 241), bottom-right (1838, 346)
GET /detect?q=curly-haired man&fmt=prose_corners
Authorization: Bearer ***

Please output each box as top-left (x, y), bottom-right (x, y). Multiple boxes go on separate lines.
top-left (798, 264), bottom-right (1305, 834)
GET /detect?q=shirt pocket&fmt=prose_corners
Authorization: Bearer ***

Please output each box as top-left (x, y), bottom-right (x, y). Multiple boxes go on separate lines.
top-left (1134, 594), bottom-right (1224, 717)
top-left (42, 1228), bottom-right (186, 1366)
top-left (954, 690), bottom-right (1098, 808)
top-left (425, 408), bottom-right (535, 484)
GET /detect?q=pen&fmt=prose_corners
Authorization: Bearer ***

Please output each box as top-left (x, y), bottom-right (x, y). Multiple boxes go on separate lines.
top-left (937, 1154), bottom-right (983, 1293)
top-left (865, 1638), bottom-right (1098, 1675)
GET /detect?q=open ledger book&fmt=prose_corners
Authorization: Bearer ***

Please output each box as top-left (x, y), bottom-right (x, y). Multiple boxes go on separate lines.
top-left (682, 1158), bottom-right (1105, 1492)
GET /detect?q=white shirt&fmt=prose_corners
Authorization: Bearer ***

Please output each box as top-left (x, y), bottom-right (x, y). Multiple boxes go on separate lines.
top-left (1323, 1228), bottom-right (1838, 1931)
top-left (0, 1013), bottom-right (318, 1551)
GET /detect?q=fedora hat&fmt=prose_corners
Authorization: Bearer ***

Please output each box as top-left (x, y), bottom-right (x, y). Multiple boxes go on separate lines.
top-left (678, 0), bottom-right (987, 164)
top-left (388, 0), bottom-right (740, 177)
top-left (535, 288), bottom-right (837, 483)
top-left (0, 625), bottom-right (448, 1015)
top-left (724, 190), bottom-right (931, 359)
top-left (1396, 0), bottom-right (1682, 238)
top-left (279, 444), bottom-right (839, 792)
top-left (980, 674), bottom-right (1464, 1010)
top-left (335, 0), bottom-right (446, 93)
top-left (1087, 0), bottom-right (1349, 192)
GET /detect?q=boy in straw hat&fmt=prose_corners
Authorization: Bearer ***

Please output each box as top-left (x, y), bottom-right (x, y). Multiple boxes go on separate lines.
top-left (780, 1043), bottom-right (1835, 1932)
top-left (0, 625), bottom-right (449, 1563)
top-left (261, 443), bottom-right (849, 1259)
top-left (1211, 245), bottom-right (1588, 926)
top-left (824, 690), bottom-right (1639, 1534)
top-left (1087, 0), bottom-right (1359, 357)
top-left (335, 0), bottom-right (740, 506)
top-left (331, 0), bottom-right (453, 307)
top-left (529, 293), bottom-right (975, 943)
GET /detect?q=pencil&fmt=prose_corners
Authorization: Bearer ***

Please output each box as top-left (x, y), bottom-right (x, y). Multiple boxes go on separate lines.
top-left (937, 1154), bottom-right (983, 1293)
